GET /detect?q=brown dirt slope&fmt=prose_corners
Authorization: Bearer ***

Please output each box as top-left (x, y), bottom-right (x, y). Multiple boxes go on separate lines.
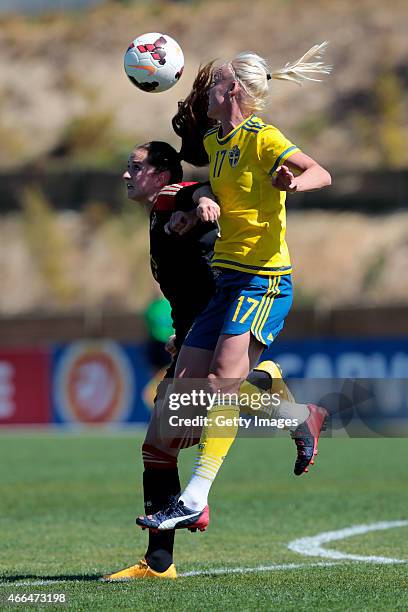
top-left (0, 0), bottom-right (407, 169)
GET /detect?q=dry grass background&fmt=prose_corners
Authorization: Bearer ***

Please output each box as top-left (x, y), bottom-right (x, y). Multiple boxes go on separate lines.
top-left (1, 204), bottom-right (408, 315)
top-left (1, 0), bottom-right (407, 168)
top-left (0, 0), bottom-right (407, 315)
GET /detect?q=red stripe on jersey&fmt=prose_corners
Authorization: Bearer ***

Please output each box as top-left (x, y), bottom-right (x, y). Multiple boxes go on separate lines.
top-left (153, 182), bottom-right (197, 211)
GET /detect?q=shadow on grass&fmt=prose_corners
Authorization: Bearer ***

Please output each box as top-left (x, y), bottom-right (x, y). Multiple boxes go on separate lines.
top-left (0, 574), bottom-right (102, 583)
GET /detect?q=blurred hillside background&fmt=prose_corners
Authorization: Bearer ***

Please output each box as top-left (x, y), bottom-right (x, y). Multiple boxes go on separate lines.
top-left (0, 0), bottom-right (408, 317)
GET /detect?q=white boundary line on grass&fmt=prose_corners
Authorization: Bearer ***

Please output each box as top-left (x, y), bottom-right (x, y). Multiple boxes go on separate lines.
top-left (0, 562), bottom-right (340, 586)
top-left (1, 520), bottom-right (407, 585)
top-left (179, 561), bottom-right (340, 577)
top-left (288, 520), bottom-right (408, 564)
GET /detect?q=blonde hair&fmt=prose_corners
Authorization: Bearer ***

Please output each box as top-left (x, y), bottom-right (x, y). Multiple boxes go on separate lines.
top-left (229, 42), bottom-right (332, 112)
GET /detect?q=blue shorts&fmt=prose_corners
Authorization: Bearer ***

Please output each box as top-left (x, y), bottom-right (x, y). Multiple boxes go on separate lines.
top-left (184, 268), bottom-right (293, 351)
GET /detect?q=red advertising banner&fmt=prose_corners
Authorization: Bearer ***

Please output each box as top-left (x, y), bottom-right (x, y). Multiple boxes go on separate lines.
top-left (0, 349), bottom-right (51, 425)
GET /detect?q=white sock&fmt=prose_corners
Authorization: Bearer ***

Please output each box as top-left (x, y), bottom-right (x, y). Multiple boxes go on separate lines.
top-left (278, 400), bottom-right (310, 427)
top-left (179, 404), bottom-right (239, 511)
top-left (180, 450), bottom-right (225, 510)
top-left (180, 476), bottom-right (212, 511)
top-left (258, 399), bottom-right (310, 427)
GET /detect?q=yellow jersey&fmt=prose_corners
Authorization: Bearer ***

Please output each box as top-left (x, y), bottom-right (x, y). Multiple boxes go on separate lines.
top-left (204, 114), bottom-right (300, 275)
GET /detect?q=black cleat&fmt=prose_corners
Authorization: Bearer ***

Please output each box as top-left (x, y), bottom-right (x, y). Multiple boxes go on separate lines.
top-left (136, 496), bottom-right (209, 532)
top-left (292, 404), bottom-right (328, 476)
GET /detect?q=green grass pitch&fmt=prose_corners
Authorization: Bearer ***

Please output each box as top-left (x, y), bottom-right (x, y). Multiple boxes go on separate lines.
top-left (0, 432), bottom-right (407, 610)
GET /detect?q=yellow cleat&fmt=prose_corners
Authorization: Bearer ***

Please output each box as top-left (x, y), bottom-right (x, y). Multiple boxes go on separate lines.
top-left (103, 559), bottom-right (177, 581)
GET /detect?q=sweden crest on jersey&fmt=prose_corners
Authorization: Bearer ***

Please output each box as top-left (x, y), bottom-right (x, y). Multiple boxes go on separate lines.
top-left (228, 145), bottom-right (240, 168)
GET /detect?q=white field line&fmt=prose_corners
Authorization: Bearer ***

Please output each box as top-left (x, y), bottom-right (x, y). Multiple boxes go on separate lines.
top-left (0, 562), bottom-right (340, 586)
top-left (288, 520), bottom-right (408, 563)
top-left (1, 520), bottom-right (407, 586)
top-left (179, 561), bottom-right (339, 577)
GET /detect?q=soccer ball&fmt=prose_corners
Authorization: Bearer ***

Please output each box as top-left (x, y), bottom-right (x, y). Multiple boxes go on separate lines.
top-left (124, 32), bottom-right (184, 93)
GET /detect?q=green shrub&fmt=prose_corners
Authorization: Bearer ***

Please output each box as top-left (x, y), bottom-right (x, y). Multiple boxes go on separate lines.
top-left (21, 188), bottom-right (79, 305)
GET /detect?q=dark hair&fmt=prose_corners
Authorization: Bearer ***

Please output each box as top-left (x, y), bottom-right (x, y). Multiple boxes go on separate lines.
top-left (139, 141), bottom-right (183, 183)
top-left (172, 61), bottom-right (218, 167)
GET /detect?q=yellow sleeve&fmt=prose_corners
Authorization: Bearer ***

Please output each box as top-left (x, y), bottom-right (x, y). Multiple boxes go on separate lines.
top-left (257, 125), bottom-right (301, 176)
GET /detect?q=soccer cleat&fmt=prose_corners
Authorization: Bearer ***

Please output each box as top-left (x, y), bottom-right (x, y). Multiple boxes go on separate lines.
top-left (251, 360), bottom-right (295, 402)
top-left (102, 558), bottom-right (177, 580)
top-left (136, 496), bottom-right (210, 532)
top-left (292, 403), bottom-right (328, 476)
top-left (254, 359), bottom-right (283, 382)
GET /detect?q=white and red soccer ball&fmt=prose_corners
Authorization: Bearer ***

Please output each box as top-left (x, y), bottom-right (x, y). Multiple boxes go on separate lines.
top-left (124, 32), bottom-right (184, 93)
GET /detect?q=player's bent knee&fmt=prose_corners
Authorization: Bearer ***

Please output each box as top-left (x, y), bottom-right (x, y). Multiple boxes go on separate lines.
top-left (142, 443), bottom-right (178, 470)
top-left (207, 371), bottom-right (241, 396)
top-left (174, 346), bottom-right (213, 378)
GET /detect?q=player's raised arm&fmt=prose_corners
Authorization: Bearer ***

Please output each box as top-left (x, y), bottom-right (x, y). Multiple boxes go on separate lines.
top-left (272, 151), bottom-right (332, 193)
top-left (192, 185), bottom-right (220, 222)
top-left (168, 182), bottom-right (220, 234)
top-left (166, 210), bottom-right (198, 235)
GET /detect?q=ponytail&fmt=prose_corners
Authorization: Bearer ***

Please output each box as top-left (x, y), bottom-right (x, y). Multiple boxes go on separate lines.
top-left (172, 61), bottom-right (218, 167)
top-left (230, 42), bottom-right (332, 112)
top-left (269, 41), bottom-right (332, 85)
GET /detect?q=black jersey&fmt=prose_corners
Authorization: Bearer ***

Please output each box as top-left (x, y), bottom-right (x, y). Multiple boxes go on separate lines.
top-left (149, 182), bottom-right (218, 350)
